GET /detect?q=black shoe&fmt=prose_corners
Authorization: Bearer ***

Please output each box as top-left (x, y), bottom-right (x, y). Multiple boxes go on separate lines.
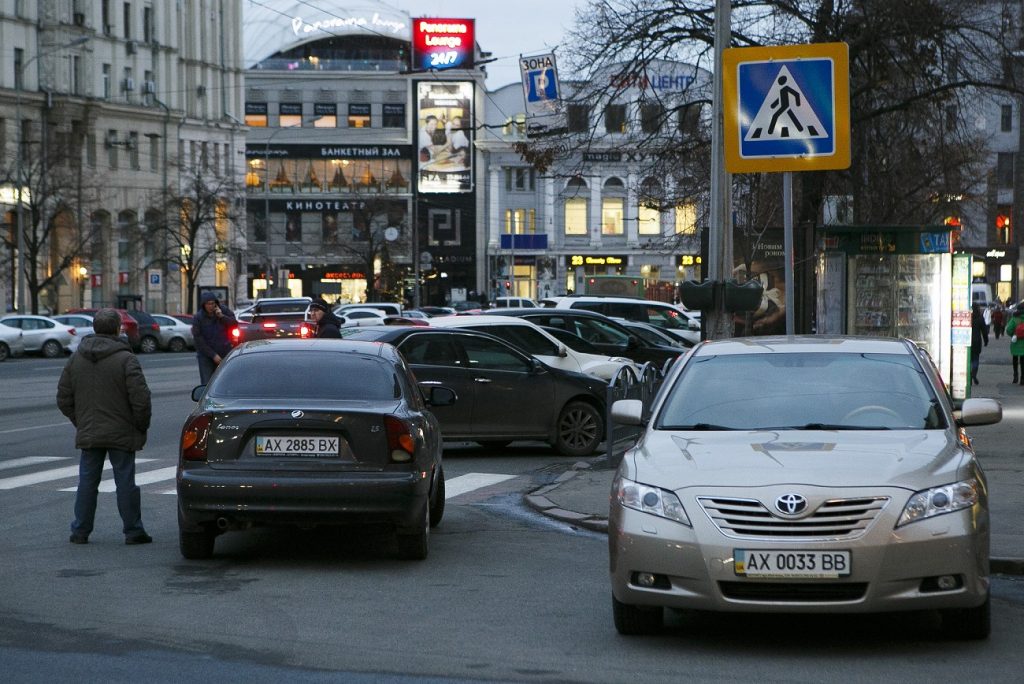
top-left (69, 534), bottom-right (89, 544)
top-left (972, 377), bottom-right (979, 385)
top-left (125, 533), bottom-right (153, 545)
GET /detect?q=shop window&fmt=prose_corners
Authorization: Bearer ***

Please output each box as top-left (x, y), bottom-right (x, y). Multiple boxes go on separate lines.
top-left (504, 208), bottom-right (536, 234)
top-left (322, 212), bottom-right (338, 244)
top-left (1001, 104), bottom-right (1013, 133)
top-left (675, 203), bottom-right (697, 235)
top-left (348, 103), bottom-right (372, 128)
top-left (601, 198), bottom-right (624, 235)
top-left (604, 104), bottom-right (627, 134)
top-left (564, 198), bottom-right (587, 235)
top-left (313, 103), bottom-right (337, 127)
top-left (284, 212), bottom-right (302, 242)
top-left (638, 205), bottom-right (661, 235)
top-left (245, 103), bottom-right (268, 127)
top-left (382, 103), bottom-right (405, 128)
top-left (279, 103), bottom-right (303, 128)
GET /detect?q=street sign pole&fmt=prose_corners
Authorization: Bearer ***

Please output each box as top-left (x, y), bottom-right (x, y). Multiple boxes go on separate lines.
top-left (706, 0), bottom-right (733, 340)
top-left (783, 171), bottom-right (794, 335)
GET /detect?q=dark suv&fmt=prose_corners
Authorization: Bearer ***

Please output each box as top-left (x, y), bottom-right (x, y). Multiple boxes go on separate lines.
top-left (65, 308), bottom-right (162, 353)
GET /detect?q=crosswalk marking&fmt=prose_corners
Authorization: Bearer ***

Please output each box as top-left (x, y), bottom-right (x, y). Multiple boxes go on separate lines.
top-left (0, 456), bottom-right (68, 471)
top-left (59, 465), bottom-right (179, 492)
top-left (444, 473), bottom-right (517, 498)
top-left (0, 458), bottom-right (154, 490)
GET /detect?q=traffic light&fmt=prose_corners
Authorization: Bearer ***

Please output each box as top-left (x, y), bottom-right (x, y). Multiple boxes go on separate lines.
top-left (504, 281), bottom-right (511, 290)
top-left (996, 214), bottom-right (1010, 230)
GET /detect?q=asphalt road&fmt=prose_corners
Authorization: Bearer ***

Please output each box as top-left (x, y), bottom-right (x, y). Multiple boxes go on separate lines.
top-left (1, 353), bottom-right (1023, 683)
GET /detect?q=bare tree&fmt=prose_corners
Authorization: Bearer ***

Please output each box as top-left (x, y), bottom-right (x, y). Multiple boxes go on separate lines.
top-left (335, 196), bottom-right (411, 303)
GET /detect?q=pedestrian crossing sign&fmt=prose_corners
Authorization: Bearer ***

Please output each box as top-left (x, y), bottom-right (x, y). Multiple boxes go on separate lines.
top-left (724, 43), bottom-right (850, 173)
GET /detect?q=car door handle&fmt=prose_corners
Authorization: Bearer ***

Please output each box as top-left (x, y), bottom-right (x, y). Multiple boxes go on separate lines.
top-left (474, 377), bottom-right (492, 383)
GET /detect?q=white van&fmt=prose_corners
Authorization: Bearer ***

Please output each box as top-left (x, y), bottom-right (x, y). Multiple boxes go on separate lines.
top-left (971, 283), bottom-right (992, 308)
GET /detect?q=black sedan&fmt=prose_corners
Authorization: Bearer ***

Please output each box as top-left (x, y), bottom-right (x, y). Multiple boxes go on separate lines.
top-left (341, 326), bottom-right (608, 457)
top-left (176, 339), bottom-right (454, 561)
top-left (489, 308), bottom-right (687, 368)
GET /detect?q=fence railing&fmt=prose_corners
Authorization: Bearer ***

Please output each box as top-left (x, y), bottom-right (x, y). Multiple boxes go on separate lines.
top-left (605, 360), bottom-right (667, 465)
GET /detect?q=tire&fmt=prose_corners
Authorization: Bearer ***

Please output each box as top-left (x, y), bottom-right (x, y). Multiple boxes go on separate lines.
top-left (429, 467), bottom-right (445, 528)
top-left (554, 400), bottom-right (604, 457)
top-left (42, 340), bottom-right (63, 358)
top-left (179, 528), bottom-right (216, 560)
top-left (168, 337), bottom-right (186, 353)
top-left (940, 593), bottom-right (990, 640)
top-left (139, 335), bottom-right (159, 354)
top-left (612, 595), bottom-right (663, 635)
top-left (0, 343), bottom-right (8, 362)
top-left (476, 441), bottom-right (511, 450)
top-left (396, 500), bottom-right (429, 560)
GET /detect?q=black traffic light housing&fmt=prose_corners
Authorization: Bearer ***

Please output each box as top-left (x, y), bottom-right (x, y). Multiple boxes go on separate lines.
top-left (723, 279), bottom-right (764, 312)
top-left (679, 280), bottom-right (716, 310)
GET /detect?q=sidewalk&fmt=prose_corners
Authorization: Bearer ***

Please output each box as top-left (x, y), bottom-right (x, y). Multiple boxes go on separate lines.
top-left (525, 333), bottom-right (1024, 575)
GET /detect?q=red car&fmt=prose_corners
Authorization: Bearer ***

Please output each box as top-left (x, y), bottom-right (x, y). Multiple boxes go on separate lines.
top-left (66, 308), bottom-right (141, 350)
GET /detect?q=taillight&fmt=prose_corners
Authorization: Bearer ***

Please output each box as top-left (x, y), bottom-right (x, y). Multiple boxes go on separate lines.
top-left (384, 416), bottom-right (416, 462)
top-left (68, 327), bottom-right (77, 335)
top-left (262, 322), bottom-right (277, 329)
top-left (299, 324), bottom-right (311, 338)
top-left (181, 414), bottom-right (212, 461)
top-left (230, 326), bottom-right (240, 341)
top-left (151, 323), bottom-right (160, 331)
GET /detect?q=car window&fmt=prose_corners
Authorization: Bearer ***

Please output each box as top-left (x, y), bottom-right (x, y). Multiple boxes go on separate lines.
top-left (22, 319), bottom-right (42, 330)
top-left (459, 336), bottom-right (532, 372)
top-left (210, 352), bottom-right (400, 400)
top-left (575, 319), bottom-right (630, 344)
top-left (152, 315), bottom-right (173, 326)
top-left (658, 352), bottom-right (943, 431)
top-left (1, 318), bottom-right (22, 329)
top-left (470, 325), bottom-right (560, 356)
top-left (646, 305), bottom-right (686, 329)
top-left (398, 334), bottom-right (462, 367)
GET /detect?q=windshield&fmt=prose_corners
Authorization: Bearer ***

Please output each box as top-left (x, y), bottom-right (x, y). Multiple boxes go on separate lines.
top-left (657, 352), bottom-right (945, 430)
top-left (210, 351), bottom-right (400, 400)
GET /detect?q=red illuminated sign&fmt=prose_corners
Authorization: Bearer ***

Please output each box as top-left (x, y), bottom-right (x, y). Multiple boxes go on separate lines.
top-left (412, 18), bottom-right (474, 71)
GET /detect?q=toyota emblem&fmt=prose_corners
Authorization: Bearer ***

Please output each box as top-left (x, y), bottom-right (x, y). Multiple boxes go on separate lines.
top-left (291, 410), bottom-right (304, 418)
top-left (775, 493), bottom-right (808, 515)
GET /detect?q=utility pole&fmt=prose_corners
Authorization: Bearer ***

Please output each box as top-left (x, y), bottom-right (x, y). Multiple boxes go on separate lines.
top-left (706, 0), bottom-right (733, 339)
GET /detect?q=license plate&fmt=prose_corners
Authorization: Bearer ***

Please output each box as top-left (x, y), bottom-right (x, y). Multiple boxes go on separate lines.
top-left (255, 435), bottom-right (339, 458)
top-left (734, 549), bottom-right (851, 579)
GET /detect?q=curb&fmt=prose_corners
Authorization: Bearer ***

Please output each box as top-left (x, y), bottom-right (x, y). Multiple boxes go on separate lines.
top-left (525, 473), bottom-right (1024, 576)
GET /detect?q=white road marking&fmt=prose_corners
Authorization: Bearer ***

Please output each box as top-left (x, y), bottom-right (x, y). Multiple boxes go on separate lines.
top-left (0, 422), bottom-right (70, 435)
top-left (0, 458), bottom-right (154, 490)
top-left (0, 456), bottom-right (68, 471)
top-left (59, 465), bottom-right (179, 492)
top-left (444, 473), bottom-right (517, 499)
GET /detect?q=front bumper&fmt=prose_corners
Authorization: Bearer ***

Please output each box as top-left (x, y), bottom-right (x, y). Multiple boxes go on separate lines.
top-left (609, 489), bottom-right (989, 614)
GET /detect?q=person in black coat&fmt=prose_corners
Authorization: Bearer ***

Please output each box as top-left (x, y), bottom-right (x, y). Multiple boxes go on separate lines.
top-left (309, 299), bottom-right (342, 338)
top-left (971, 303), bottom-right (989, 385)
top-left (192, 292), bottom-right (236, 383)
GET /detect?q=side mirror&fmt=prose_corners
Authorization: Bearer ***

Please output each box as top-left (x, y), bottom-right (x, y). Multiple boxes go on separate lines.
top-left (626, 335), bottom-right (641, 350)
top-left (957, 398), bottom-right (1002, 426)
top-left (190, 385), bottom-right (205, 402)
top-left (426, 386), bottom-right (457, 407)
top-left (556, 343), bottom-right (568, 358)
top-left (530, 358), bottom-right (545, 374)
top-left (611, 399), bottom-right (645, 426)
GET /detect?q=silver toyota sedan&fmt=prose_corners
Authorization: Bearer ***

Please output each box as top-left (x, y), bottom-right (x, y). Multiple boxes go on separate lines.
top-left (609, 336), bottom-right (1001, 640)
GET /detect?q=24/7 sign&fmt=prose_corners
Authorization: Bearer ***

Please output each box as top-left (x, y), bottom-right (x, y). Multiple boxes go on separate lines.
top-left (723, 43), bottom-right (850, 173)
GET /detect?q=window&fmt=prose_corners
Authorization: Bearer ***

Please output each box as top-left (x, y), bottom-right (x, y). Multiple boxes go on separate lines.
top-left (86, 133), bottom-right (96, 167)
top-left (945, 105), bottom-right (957, 132)
top-left (129, 132), bottom-right (139, 169)
top-left (996, 152), bottom-right (1015, 187)
top-left (322, 212), bottom-right (338, 244)
top-left (279, 103), bottom-right (302, 128)
top-left (469, 326), bottom-right (560, 358)
top-left (285, 212), bottom-right (302, 242)
top-left (675, 203), bottom-right (697, 235)
top-left (1002, 104), bottom-right (1013, 133)
top-left (14, 49), bottom-right (24, 89)
top-left (638, 204), bottom-right (661, 235)
top-left (313, 103), bottom-right (337, 127)
top-left (149, 134), bottom-right (159, 171)
top-left (679, 104), bottom-right (701, 136)
top-left (504, 209), bottom-right (536, 234)
top-left (102, 64), bottom-right (111, 99)
top-left (567, 104), bottom-right (589, 133)
top-left (505, 168), bottom-right (535, 191)
top-left (640, 103), bottom-right (663, 133)
top-left (564, 198), bottom-right (588, 236)
top-left (123, 66), bottom-right (133, 98)
top-left (503, 114), bottom-right (525, 137)
top-left (348, 103), bottom-right (371, 128)
top-left (245, 103), bottom-right (268, 127)
top-left (604, 104), bottom-right (627, 134)
top-left (602, 198), bottom-right (624, 235)
top-left (102, 0), bottom-right (112, 34)
top-left (143, 5), bottom-right (153, 42)
top-left (382, 103), bottom-right (405, 128)
top-left (107, 129), bottom-right (119, 168)
top-left (70, 56), bottom-right (82, 95)
top-left (123, 2), bottom-right (131, 39)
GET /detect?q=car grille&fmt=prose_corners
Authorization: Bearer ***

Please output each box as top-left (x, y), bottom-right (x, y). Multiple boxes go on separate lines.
top-left (697, 496), bottom-right (889, 539)
top-left (719, 581), bottom-right (867, 602)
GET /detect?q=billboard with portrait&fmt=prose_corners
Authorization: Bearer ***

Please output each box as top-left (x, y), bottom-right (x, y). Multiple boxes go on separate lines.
top-left (416, 81), bottom-right (473, 193)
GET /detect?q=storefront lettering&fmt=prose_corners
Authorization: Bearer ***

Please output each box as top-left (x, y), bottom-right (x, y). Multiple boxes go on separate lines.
top-left (986, 250), bottom-right (1006, 258)
top-left (283, 200), bottom-right (365, 212)
top-left (291, 13), bottom-right (406, 37)
top-left (568, 255), bottom-right (625, 266)
top-left (609, 73), bottom-right (696, 91)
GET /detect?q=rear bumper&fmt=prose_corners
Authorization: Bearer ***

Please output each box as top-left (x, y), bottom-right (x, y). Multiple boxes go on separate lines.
top-left (177, 467), bottom-right (429, 530)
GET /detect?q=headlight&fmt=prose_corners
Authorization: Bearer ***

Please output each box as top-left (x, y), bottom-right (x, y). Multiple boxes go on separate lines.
top-left (896, 479), bottom-right (979, 528)
top-left (615, 477), bottom-right (691, 526)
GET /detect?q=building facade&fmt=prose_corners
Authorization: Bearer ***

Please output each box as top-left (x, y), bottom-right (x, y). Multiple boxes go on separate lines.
top-left (241, 3), bottom-right (487, 307)
top-left (0, 0), bottom-right (245, 315)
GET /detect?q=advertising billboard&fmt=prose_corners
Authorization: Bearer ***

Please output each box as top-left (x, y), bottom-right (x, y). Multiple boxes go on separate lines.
top-left (412, 18), bottom-right (474, 71)
top-left (417, 82), bottom-right (473, 193)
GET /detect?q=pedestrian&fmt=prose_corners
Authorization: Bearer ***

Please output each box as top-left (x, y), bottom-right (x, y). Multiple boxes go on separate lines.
top-left (56, 308), bottom-right (153, 545)
top-left (971, 303), bottom-right (989, 385)
top-left (992, 303), bottom-right (1005, 339)
top-left (1005, 304), bottom-right (1024, 385)
top-left (308, 298), bottom-right (342, 338)
top-left (192, 292), bottom-right (236, 384)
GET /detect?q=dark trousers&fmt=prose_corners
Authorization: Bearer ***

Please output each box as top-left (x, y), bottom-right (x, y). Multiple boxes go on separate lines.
top-left (197, 353), bottom-right (218, 384)
top-left (1014, 356), bottom-right (1024, 380)
top-left (71, 448), bottom-right (145, 538)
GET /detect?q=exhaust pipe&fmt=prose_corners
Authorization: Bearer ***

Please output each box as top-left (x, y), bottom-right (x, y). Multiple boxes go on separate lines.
top-left (216, 517), bottom-right (230, 530)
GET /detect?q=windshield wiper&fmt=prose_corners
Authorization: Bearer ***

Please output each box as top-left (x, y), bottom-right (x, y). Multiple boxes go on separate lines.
top-left (765, 423), bottom-right (889, 431)
top-left (662, 423), bottom-right (735, 431)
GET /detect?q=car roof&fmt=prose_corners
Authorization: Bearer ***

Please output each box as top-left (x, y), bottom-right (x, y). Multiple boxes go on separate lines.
top-left (430, 315), bottom-right (536, 327)
top-left (691, 336), bottom-right (914, 357)
top-left (233, 338), bottom-right (402, 360)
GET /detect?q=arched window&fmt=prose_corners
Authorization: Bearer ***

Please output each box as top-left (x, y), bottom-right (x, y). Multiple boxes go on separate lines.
top-left (143, 209), bottom-right (163, 266)
top-left (563, 177), bottom-right (588, 236)
top-left (117, 210), bottom-right (138, 289)
top-left (639, 177), bottom-right (664, 235)
top-left (601, 177), bottom-right (625, 236)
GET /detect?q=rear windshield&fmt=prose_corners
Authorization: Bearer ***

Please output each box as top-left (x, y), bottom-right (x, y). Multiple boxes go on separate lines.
top-left (657, 352), bottom-right (944, 430)
top-left (209, 351), bottom-right (400, 400)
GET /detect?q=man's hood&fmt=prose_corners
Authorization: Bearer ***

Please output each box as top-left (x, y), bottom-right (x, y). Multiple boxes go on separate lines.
top-left (200, 292), bottom-right (220, 306)
top-left (77, 334), bottom-right (132, 362)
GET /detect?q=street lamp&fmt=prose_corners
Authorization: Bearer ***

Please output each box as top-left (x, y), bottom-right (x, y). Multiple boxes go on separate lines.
top-left (14, 35), bottom-right (90, 312)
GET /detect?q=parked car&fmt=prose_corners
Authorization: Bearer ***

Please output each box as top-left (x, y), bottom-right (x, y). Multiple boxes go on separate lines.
top-left (451, 300), bottom-right (483, 313)
top-left (151, 314), bottom-right (195, 352)
top-left (334, 301), bottom-right (403, 318)
top-left (428, 314), bottom-right (637, 381)
top-left (127, 310), bottom-right (163, 353)
top-left (233, 311), bottom-right (310, 345)
top-left (541, 295), bottom-right (701, 345)
top-left (342, 326), bottom-right (608, 456)
top-left (491, 296), bottom-right (538, 309)
top-left (237, 296), bottom-right (312, 322)
top-left (617, 319), bottom-right (693, 349)
top-left (0, 321), bottom-right (26, 361)
top-left (335, 308), bottom-right (388, 327)
top-left (490, 308), bottom-right (686, 368)
top-left (0, 314), bottom-right (76, 357)
top-left (415, 306), bottom-right (456, 317)
top-left (52, 313), bottom-right (96, 345)
top-left (170, 314), bottom-right (195, 326)
top-left (177, 338), bottom-right (454, 560)
top-left (608, 336), bottom-right (1001, 639)
top-left (66, 308), bottom-right (140, 351)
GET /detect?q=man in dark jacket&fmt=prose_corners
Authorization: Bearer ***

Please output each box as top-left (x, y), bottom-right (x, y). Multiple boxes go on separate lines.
top-left (57, 308), bottom-right (153, 545)
top-left (192, 291), bottom-right (236, 383)
top-left (308, 298), bottom-right (342, 338)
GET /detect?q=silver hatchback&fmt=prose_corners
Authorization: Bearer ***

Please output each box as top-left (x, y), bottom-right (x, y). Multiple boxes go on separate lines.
top-left (609, 336), bottom-right (1001, 640)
